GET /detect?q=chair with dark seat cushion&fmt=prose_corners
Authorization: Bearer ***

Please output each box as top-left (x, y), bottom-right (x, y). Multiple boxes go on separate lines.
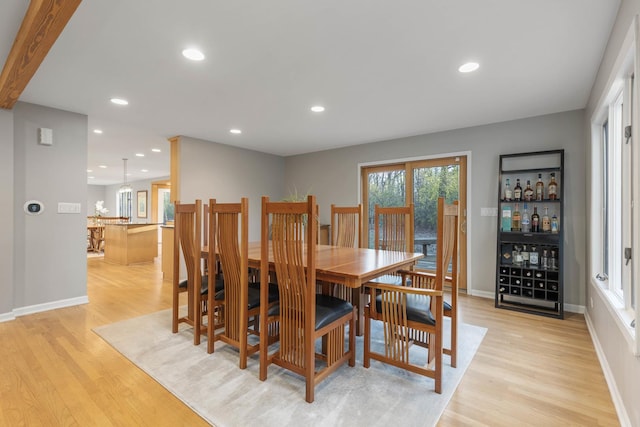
top-left (259, 195), bottom-right (356, 403)
top-left (367, 204), bottom-right (415, 286)
top-left (400, 198), bottom-right (459, 367)
top-left (207, 198), bottom-right (279, 367)
top-left (363, 197), bottom-right (456, 393)
top-left (172, 199), bottom-right (210, 345)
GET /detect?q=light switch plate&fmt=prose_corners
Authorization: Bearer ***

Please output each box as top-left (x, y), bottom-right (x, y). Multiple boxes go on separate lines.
top-left (481, 207), bottom-right (498, 217)
top-left (39, 128), bottom-right (53, 146)
top-left (58, 202), bottom-right (81, 214)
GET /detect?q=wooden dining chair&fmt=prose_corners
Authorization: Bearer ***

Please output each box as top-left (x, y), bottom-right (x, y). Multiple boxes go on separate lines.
top-left (363, 198), bottom-right (453, 393)
top-left (330, 204), bottom-right (363, 248)
top-left (173, 200), bottom-right (222, 345)
top-left (368, 204), bottom-right (415, 285)
top-left (329, 204), bottom-right (363, 301)
top-left (402, 198), bottom-right (460, 367)
top-left (259, 195), bottom-right (356, 403)
top-left (207, 198), bottom-right (278, 366)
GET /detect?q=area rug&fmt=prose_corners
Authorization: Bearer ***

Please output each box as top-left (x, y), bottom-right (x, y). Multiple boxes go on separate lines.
top-left (94, 309), bottom-right (486, 427)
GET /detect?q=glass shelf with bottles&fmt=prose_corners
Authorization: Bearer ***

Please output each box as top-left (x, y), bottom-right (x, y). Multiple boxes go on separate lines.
top-left (501, 171), bottom-right (561, 203)
top-left (500, 203), bottom-right (560, 234)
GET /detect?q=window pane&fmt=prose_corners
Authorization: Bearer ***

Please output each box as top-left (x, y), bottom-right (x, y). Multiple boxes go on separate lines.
top-left (603, 120), bottom-right (609, 277)
top-left (365, 169), bottom-right (406, 248)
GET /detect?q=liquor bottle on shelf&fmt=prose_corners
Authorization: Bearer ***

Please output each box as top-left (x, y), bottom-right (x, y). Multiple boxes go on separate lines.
top-left (541, 249), bottom-right (549, 269)
top-left (551, 212), bottom-right (559, 233)
top-left (548, 172), bottom-right (558, 200)
top-left (511, 245), bottom-right (522, 265)
top-left (542, 206), bottom-right (551, 232)
top-left (511, 203), bottom-right (521, 231)
top-left (521, 244), bottom-right (530, 266)
top-left (523, 180), bottom-right (534, 201)
top-left (531, 206), bottom-right (540, 232)
top-left (521, 203), bottom-right (531, 232)
top-left (513, 179), bottom-right (522, 201)
top-left (529, 245), bottom-right (539, 266)
top-left (504, 178), bottom-right (512, 201)
top-left (550, 249), bottom-right (557, 270)
top-left (514, 245), bottom-right (523, 265)
top-left (501, 206), bottom-right (512, 231)
top-left (535, 173), bottom-right (544, 201)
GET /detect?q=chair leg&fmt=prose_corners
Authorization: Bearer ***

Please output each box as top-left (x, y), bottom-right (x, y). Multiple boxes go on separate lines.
top-left (172, 290), bottom-right (179, 333)
top-left (363, 310), bottom-right (371, 368)
top-left (450, 312), bottom-right (457, 368)
top-left (193, 290), bottom-right (201, 346)
top-left (349, 308), bottom-right (356, 367)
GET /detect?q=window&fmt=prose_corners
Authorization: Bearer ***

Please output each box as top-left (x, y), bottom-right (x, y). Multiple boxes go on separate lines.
top-left (590, 22), bottom-right (638, 354)
top-left (117, 190), bottom-right (132, 219)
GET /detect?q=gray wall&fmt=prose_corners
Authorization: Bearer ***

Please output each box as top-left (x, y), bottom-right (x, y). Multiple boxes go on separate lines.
top-left (11, 102), bottom-right (88, 313)
top-left (285, 110), bottom-right (586, 308)
top-left (178, 136), bottom-right (285, 240)
top-left (584, 0), bottom-right (640, 425)
top-left (87, 184), bottom-right (107, 217)
top-left (0, 108), bottom-right (14, 318)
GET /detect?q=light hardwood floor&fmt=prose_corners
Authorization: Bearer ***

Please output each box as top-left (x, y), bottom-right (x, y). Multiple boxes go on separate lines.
top-left (0, 257), bottom-right (619, 426)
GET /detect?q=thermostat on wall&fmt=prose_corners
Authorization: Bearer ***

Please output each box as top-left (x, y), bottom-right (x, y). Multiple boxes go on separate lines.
top-left (24, 200), bottom-right (44, 215)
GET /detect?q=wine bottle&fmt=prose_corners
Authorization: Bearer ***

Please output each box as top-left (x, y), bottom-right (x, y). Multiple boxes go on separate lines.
top-left (535, 173), bottom-right (544, 201)
top-left (548, 173), bottom-right (558, 200)
top-left (504, 178), bottom-right (512, 201)
top-left (521, 203), bottom-right (530, 232)
top-left (513, 179), bottom-right (522, 201)
top-left (531, 206), bottom-right (540, 232)
top-left (523, 180), bottom-right (534, 201)
top-left (511, 203), bottom-right (521, 231)
top-left (551, 212), bottom-right (559, 233)
top-left (542, 206), bottom-right (551, 232)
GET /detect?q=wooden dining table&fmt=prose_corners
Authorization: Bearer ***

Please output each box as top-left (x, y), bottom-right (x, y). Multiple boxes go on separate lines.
top-left (203, 242), bottom-right (424, 335)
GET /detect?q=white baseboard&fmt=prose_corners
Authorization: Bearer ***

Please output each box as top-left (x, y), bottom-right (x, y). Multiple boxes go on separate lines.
top-left (10, 296), bottom-right (89, 318)
top-left (0, 312), bottom-right (16, 323)
top-left (469, 290), bottom-right (494, 299)
top-left (584, 312), bottom-right (631, 427)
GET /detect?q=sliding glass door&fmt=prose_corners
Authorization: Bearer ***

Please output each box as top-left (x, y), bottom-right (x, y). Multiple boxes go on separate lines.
top-left (362, 155), bottom-right (467, 290)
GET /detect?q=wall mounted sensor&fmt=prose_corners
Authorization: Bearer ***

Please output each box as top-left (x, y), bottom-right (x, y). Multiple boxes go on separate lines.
top-left (24, 200), bottom-right (44, 215)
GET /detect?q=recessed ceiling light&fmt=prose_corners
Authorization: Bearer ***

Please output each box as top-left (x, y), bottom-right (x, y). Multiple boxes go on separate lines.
top-left (135, 153), bottom-right (145, 157)
top-left (87, 169), bottom-right (93, 173)
top-left (182, 48), bottom-right (205, 61)
top-left (151, 148), bottom-right (161, 153)
top-left (141, 169), bottom-right (149, 172)
top-left (99, 165), bottom-right (107, 169)
top-left (458, 62), bottom-right (480, 73)
top-left (110, 98), bottom-right (129, 105)
top-left (230, 129), bottom-right (242, 134)
top-left (311, 106), bottom-right (325, 113)
top-left (88, 176), bottom-right (95, 179)
top-left (93, 129), bottom-right (103, 134)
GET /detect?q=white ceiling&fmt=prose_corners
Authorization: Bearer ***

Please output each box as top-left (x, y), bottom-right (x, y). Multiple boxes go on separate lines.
top-left (1, 1), bottom-right (621, 185)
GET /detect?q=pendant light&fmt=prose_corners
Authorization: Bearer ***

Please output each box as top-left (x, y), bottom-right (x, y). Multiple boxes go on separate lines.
top-left (119, 158), bottom-right (132, 193)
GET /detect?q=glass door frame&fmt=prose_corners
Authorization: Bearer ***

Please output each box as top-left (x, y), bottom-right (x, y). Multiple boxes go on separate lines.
top-left (360, 154), bottom-right (468, 291)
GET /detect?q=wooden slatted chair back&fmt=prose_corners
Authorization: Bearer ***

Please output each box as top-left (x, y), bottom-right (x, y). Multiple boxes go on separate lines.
top-left (172, 200), bottom-right (205, 345)
top-left (331, 204), bottom-right (363, 248)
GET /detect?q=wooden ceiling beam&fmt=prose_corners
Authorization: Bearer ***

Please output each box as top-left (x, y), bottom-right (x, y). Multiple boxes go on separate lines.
top-left (0, 0), bottom-right (82, 109)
